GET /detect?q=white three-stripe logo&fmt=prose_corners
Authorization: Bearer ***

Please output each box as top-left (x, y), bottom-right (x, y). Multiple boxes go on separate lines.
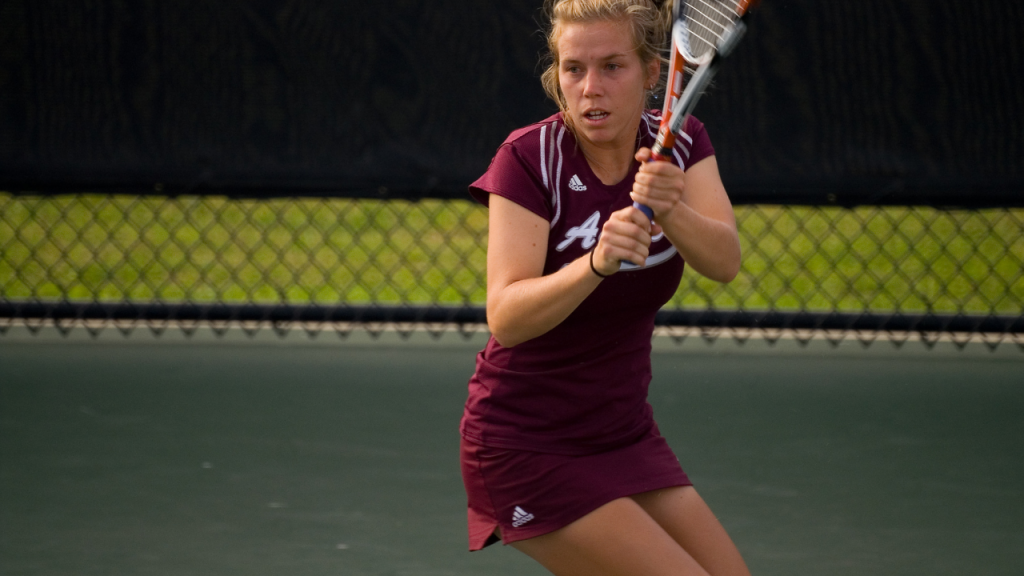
top-left (512, 506), bottom-right (535, 527)
top-left (568, 174), bottom-right (587, 191)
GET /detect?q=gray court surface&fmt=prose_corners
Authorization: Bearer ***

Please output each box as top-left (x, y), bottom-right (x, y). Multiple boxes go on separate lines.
top-left (1, 332), bottom-right (1022, 575)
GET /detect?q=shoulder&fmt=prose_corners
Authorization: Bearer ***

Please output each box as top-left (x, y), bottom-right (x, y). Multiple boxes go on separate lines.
top-left (639, 109), bottom-right (708, 134)
top-left (469, 113), bottom-right (573, 220)
top-left (639, 110), bottom-right (715, 171)
top-left (489, 112), bottom-right (574, 182)
top-left (500, 112), bottom-right (573, 159)
top-left (682, 115), bottom-right (715, 169)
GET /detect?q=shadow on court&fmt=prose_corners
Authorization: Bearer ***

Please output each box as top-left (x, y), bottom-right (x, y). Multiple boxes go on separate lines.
top-left (1, 338), bottom-right (1021, 575)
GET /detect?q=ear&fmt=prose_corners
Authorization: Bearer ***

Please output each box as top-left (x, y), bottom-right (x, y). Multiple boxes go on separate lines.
top-left (646, 58), bottom-right (661, 90)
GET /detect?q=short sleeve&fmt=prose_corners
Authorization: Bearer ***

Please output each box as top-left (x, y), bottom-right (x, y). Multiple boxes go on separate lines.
top-left (468, 143), bottom-right (552, 222)
top-left (682, 116), bottom-right (715, 170)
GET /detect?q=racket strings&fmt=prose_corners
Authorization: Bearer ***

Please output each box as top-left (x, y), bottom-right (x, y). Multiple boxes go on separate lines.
top-left (682, 0), bottom-right (745, 59)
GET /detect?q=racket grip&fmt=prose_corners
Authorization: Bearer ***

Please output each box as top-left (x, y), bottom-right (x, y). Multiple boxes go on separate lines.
top-left (632, 201), bottom-right (654, 221)
top-left (623, 200), bottom-right (654, 265)
top-left (618, 199), bottom-right (651, 264)
top-left (633, 145), bottom-right (667, 221)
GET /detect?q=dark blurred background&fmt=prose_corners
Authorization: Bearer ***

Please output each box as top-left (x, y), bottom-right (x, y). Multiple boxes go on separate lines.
top-left (2, 0), bottom-right (1022, 206)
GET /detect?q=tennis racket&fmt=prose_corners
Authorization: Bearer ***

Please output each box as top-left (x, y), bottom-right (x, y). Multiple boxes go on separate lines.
top-left (634, 0), bottom-right (759, 220)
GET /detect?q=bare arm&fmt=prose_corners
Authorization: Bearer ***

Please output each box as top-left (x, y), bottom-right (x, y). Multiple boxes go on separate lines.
top-left (486, 194), bottom-right (652, 347)
top-left (629, 148), bottom-right (741, 282)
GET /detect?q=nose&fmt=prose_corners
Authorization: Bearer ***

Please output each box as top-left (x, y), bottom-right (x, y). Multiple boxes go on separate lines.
top-left (582, 68), bottom-right (602, 97)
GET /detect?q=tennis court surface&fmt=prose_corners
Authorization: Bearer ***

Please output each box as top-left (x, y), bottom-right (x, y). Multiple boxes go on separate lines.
top-left (1, 333), bottom-right (1021, 576)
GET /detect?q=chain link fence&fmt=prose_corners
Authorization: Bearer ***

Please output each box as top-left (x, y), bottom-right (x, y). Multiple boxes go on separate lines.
top-left (1, 192), bottom-right (1022, 349)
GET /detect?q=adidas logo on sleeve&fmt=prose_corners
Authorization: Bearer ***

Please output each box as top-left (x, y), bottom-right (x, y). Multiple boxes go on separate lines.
top-left (568, 174), bottom-right (587, 191)
top-left (511, 506), bottom-right (535, 528)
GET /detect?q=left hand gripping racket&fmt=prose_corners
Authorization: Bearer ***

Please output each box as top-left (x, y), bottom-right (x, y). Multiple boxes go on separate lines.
top-left (634, 0), bottom-right (759, 221)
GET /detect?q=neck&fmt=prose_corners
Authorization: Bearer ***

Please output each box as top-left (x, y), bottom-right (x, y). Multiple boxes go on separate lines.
top-left (578, 137), bottom-right (636, 186)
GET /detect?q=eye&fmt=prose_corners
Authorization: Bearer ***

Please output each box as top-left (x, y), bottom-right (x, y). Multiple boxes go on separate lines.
top-left (566, 65), bottom-right (581, 74)
top-left (606, 62), bottom-right (621, 71)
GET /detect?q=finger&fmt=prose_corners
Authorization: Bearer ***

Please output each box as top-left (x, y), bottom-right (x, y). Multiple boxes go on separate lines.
top-left (608, 206), bottom-right (651, 232)
top-left (633, 169), bottom-right (656, 185)
top-left (631, 185), bottom-right (668, 204)
top-left (638, 159), bottom-right (683, 179)
top-left (599, 219), bottom-right (652, 267)
top-left (626, 206), bottom-right (654, 231)
top-left (602, 213), bottom-right (652, 244)
top-left (635, 147), bottom-right (652, 163)
top-left (608, 205), bottom-right (637, 221)
top-left (602, 217), bottom-right (651, 246)
top-left (596, 235), bottom-right (650, 268)
top-left (629, 190), bottom-right (665, 216)
top-left (590, 247), bottom-right (622, 276)
top-left (613, 204), bottom-right (653, 235)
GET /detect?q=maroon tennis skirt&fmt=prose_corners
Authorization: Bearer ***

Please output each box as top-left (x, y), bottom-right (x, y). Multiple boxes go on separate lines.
top-left (460, 426), bottom-right (692, 550)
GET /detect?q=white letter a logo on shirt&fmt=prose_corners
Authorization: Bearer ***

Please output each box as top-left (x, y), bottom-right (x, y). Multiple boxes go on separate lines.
top-left (556, 210), bottom-right (600, 252)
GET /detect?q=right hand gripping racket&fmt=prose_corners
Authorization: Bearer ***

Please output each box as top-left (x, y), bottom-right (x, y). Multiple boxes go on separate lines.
top-left (634, 0), bottom-right (759, 220)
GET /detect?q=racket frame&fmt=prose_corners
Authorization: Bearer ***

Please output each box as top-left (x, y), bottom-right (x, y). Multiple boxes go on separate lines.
top-left (650, 1), bottom-right (757, 162)
top-left (633, 1), bottom-right (757, 221)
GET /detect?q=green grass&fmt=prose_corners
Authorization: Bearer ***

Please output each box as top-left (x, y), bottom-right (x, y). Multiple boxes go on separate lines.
top-left (1, 193), bottom-right (1022, 315)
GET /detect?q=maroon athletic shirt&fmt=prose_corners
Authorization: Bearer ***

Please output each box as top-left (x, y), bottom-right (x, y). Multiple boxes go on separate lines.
top-left (461, 111), bottom-right (716, 455)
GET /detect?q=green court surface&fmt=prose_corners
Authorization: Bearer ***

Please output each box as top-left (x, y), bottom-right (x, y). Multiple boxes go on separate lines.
top-left (1, 335), bottom-right (1022, 575)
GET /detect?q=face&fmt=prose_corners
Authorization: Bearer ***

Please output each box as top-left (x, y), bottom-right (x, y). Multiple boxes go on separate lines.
top-left (557, 19), bottom-right (658, 152)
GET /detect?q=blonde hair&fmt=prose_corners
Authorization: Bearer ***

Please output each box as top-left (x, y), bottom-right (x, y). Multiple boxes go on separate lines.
top-left (540, 0), bottom-right (672, 126)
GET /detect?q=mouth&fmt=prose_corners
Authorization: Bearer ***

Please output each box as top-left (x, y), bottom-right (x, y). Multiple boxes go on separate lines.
top-left (583, 109), bottom-right (609, 122)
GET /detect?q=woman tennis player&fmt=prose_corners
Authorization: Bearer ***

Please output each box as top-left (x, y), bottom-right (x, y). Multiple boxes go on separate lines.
top-left (460, 1), bottom-right (748, 574)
